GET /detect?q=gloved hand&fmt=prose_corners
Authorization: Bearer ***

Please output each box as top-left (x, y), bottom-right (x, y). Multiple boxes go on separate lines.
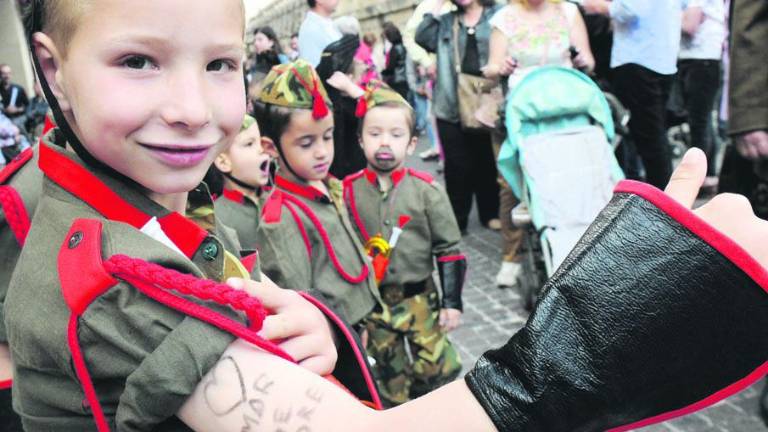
top-left (465, 151), bottom-right (768, 431)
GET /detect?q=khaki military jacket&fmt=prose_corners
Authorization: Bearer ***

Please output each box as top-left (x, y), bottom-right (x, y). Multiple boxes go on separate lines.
top-left (213, 188), bottom-right (262, 250)
top-left (257, 174), bottom-right (382, 325)
top-left (5, 134), bottom-right (380, 431)
top-left (0, 146), bottom-right (43, 343)
top-left (729, 0), bottom-right (768, 136)
top-left (343, 168), bottom-right (464, 292)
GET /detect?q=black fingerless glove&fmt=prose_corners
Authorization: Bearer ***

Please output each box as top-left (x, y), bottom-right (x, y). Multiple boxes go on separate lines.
top-left (465, 181), bottom-right (768, 432)
top-left (438, 257), bottom-right (467, 311)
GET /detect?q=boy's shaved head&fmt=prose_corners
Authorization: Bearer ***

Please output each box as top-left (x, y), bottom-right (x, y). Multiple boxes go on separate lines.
top-left (38, 0), bottom-right (244, 56)
top-left (41, 0), bottom-right (91, 56)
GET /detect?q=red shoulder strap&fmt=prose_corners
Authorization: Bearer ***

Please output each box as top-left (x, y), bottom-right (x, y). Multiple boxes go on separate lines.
top-left (0, 185), bottom-right (32, 246)
top-left (58, 219), bottom-right (120, 316)
top-left (261, 190), bottom-right (285, 224)
top-left (0, 147), bottom-right (33, 184)
top-left (407, 168), bottom-right (435, 185)
top-left (241, 252), bottom-right (258, 273)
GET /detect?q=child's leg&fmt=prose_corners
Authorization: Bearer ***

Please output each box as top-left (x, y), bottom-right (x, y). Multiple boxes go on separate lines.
top-left (405, 281), bottom-right (462, 399)
top-left (365, 308), bottom-right (411, 407)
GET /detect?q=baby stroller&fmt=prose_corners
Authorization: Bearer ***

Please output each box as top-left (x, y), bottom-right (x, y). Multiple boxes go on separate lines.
top-left (497, 66), bottom-right (624, 310)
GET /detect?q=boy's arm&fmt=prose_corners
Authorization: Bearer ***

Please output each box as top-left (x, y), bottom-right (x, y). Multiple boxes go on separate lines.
top-left (178, 339), bottom-right (497, 432)
top-left (424, 183), bottom-right (466, 312)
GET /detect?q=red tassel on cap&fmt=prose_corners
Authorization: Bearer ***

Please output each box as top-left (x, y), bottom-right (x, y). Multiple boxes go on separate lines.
top-left (355, 97), bottom-right (368, 118)
top-left (312, 88), bottom-right (329, 119)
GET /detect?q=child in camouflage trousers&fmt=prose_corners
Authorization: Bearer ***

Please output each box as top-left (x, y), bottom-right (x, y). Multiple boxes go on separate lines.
top-left (344, 81), bottom-right (464, 406)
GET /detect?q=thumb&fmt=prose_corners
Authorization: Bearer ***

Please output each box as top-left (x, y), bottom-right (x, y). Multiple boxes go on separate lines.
top-left (664, 148), bottom-right (707, 209)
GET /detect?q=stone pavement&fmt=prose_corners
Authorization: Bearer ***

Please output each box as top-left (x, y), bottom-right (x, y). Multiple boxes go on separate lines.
top-left (408, 138), bottom-right (768, 432)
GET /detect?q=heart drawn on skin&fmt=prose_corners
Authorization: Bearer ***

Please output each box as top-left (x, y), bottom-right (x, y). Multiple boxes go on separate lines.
top-left (203, 356), bottom-right (247, 416)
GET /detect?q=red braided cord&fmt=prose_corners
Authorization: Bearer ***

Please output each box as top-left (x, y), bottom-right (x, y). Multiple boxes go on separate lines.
top-left (281, 193), bottom-right (370, 284)
top-left (0, 185), bottom-right (30, 246)
top-left (102, 254), bottom-right (293, 362)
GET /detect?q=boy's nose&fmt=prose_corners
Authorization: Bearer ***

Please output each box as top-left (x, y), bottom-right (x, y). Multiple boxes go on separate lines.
top-left (160, 73), bottom-right (211, 131)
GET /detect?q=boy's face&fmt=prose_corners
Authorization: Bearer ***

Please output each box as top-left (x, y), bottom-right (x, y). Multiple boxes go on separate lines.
top-left (37, 0), bottom-right (246, 196)
top-left (217, 122), bottom-right (271, 188)
top-left (276, 110), bottom-right (335, 182)
top-left (360, 106), bottom-right (417, 173)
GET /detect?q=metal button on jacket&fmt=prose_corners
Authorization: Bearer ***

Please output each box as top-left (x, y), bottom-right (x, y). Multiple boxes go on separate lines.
top-left (201, 240), bottom-right (219, 261)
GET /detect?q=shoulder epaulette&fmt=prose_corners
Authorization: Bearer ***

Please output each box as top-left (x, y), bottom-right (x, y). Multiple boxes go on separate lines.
top-left (408, 168), bottom-right (436, 186)
top-left (0, 147), bottom-right (34, 184)
top-left (261, 190), bottom-right (285, 224)
top-left (343, 169), bottom-right (366, 186)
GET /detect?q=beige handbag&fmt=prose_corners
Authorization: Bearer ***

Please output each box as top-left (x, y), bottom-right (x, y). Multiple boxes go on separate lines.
top-left (453, 16), bottom-right (504, 131)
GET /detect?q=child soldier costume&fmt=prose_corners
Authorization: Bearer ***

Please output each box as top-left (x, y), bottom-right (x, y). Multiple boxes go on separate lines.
top-left (343, 83), bottom-right (464, 405)
top-left (255, 61), bottom-right (383, 327)
top-left (211, 115), bottom-right (267, 250)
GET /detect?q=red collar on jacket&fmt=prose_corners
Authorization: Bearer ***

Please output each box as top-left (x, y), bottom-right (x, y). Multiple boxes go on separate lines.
top-left (38, 143), bottom-right (209, 259)
top-left (275, 174), bottom-right (330, 203)
top-left (363, 167), bottom-right (407, 189)
top-left (222, 188), bottom-right (245, 204)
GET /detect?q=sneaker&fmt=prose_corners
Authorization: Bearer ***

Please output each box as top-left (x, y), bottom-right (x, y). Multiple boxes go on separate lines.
top-left (496, 261), bottom-right (522, 288)
top-left (419, 148), bottom-right (440, 161)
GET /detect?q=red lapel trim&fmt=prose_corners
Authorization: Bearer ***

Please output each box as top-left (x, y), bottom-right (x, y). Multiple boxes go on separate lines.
top-left (38, 143), bottom-right (208, 258)
top-left (342, 177), bottom-right (371, 241)
top-left (222, 188), bottom-right (245, 204)
top-left (0, 147), bottom-right (33, 184)
top-left (275, 174), bottom-right (329, 203)
top-left (363, 167), bottom-right (407, 188)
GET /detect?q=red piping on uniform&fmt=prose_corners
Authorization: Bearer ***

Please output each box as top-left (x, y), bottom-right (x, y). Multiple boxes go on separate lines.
top-left (281, 193), bottom-right (370, 284)
top-left (222, 189), bottom-right (245, 204)
top-left (275, 175), bottom-right (327, 202)
top-left (0, 379), bottom-right (12, 390)
top-left (343, 177), bottom-right (371, 241)
top-left (39, 144), bottom-right (208, 258)
top-left (284, 200), bottom-right (313, 261)
top-left (437, 255), bottom-right (466, 263)
top-left (298, 292), bottom-right (383, 410)
top-left (0, 185), bottom-right (31, 246)
top-left (0, 147), bottom-right (33, 184)
top-left (68, 315), bottom-right (111, 432)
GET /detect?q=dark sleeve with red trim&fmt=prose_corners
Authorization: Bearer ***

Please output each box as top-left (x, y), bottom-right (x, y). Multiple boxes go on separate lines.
top-left (465, 181), bottom-right (768, 432)
top-left (422, 180), bottom-right (465, 309)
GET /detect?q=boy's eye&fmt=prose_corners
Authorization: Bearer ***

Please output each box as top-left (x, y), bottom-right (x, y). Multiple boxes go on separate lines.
top-left (207, 59), bottom-right (238, 72)
top-left (121, 55), bottom-right (156, 70)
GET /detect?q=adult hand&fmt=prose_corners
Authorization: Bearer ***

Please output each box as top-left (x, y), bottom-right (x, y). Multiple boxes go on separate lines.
top-left (498, 57), bottom-right (519, 77)
top-left (226, 276), bottom-right (338, 376)
top-left (735, 130), bottom-right (768, 161)
top-left (665, 148), bottom-right (768, 268)
top-left (439, 308), bottom-right (462, 332)
top-left (581, 0), bottom-right (611, 15)
top-left (326, 71), bottom-right (365, 99)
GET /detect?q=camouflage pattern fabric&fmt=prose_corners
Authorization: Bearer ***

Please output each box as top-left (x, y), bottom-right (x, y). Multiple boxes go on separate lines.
top-left (258, 59), bottom-right (332, 112)
top-left (356, 80), bottom-right (413, 118)
top-left (365, 278), bottom-right (462, 406)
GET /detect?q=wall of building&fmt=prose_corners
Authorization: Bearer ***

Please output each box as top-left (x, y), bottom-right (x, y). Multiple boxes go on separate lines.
top-left (0, 0), bottom-right (35, 95)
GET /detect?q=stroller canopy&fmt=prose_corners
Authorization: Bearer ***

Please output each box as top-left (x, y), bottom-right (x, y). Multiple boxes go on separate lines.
top-left (498, 66), bottom-right (615, 198)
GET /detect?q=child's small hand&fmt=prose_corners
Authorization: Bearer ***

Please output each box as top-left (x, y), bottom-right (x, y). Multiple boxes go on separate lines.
top-left (227, 276), bottom-right (338, 376)
top-left (439, 308), bottom-right (462, 332)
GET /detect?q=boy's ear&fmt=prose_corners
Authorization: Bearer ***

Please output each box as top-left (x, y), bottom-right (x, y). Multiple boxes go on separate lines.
top-left (32, 33), bottom-right (71, 112)
top-left (406, 136), bottom-right (418, 156)
top-left (214, 153), bottom-right (232, 173)
top-left (261, 137), bottom-right (279, 158)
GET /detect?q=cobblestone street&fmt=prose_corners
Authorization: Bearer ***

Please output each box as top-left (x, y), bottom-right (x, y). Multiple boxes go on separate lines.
top-left (409, 138), bottom-right (768, 432)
